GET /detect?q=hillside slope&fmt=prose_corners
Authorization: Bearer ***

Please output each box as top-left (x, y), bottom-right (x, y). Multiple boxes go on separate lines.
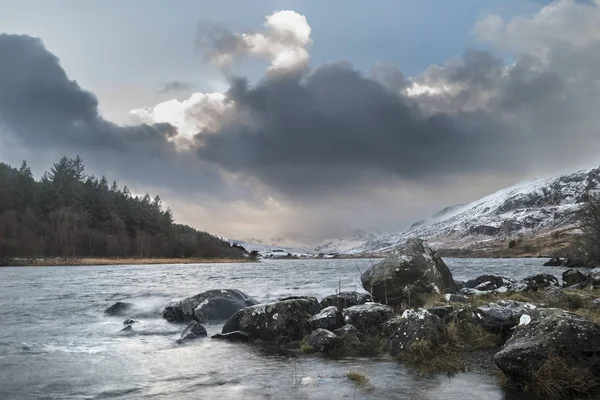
top-left (347, 166), bottom-right (600, 256)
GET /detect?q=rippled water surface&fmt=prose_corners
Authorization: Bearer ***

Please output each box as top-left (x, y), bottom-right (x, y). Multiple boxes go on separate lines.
top-left (0, 258), bottom-right (568, 399)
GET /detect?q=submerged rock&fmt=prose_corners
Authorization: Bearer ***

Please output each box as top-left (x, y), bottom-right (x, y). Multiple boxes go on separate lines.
top-left (177, 321), bottom-right (207, 344)
top-left (342, 302), bottom-right (394, 335)
top-left (162, 289), bottom-right (258, 323)
top-left (562, 268), bottom-right (586, 287)
top-left (494, 309), bottom-right (600, 385)
top-left (361, 238), bottom-right (457, 307)
top-left (306, 329), bottom-right (343, 353)
top-left (123, 319), bottom-right (137, 325)
top-left (475, 301), bottom-right (538, 332)
top-left (319, 292), bottom-right (373, 310)
top-left (387, 309), bottom-right (447, 356)
top-left (221, 297), bottom-right (319, 342)
top-left (104, 302), bottom-right (133, 316)
top-left (120, 325), bottom-right (133, 332)
top-left (543, 257), bottom-right (564, 267)
top-left (309, 306), bottom-right (344, 331)
top-left (211, 331), bottom-right (252, 342)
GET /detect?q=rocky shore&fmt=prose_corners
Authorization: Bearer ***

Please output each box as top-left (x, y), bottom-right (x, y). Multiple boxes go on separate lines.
top-left (107, 238), bottom-right (600, 399)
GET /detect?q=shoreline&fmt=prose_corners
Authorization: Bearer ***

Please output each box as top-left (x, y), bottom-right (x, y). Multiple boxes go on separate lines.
top-left (3, 257), bottom-right (256, 267)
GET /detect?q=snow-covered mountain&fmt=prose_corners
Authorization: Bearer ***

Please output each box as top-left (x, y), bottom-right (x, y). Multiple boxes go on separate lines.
top-left (314, 229), bottom-right (381, 254)
top-left (225, 238), bottom-right (312, 257)
top-left (345, 166), bottom-right (600, 254)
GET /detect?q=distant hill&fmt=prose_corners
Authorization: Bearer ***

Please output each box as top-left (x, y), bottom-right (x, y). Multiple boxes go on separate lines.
top-left (339, 166), bottom-right (600, 256)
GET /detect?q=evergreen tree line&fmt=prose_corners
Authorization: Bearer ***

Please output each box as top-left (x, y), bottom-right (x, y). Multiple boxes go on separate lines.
top-left (0, 156), bottom-right (244, 264)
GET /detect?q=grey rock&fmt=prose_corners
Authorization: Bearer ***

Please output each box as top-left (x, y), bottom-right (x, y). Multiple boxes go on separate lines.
top-left (361, 238), bottom-right (457, 307)
top-left (319, 292), bottom-right (373, 310)
top-left (333, 324), bottom-right (359, 338)
top-left (543, 257), bottom-right (564, 267)
top-left (177, 321), bottom-right (207, 344)
top-left (475, 301), bottom-right (538, 332)
top-left (342, 302), bottom-right (394, 335)
top-left (562, 268), bottom-right (586, 287)
top-left (494, 309), bottom-right (600, 384)
top-left (162, 289), bottom-right (258, 323)
top-left (427, 305), bottom-right (454, 321)
top-left (520, 273), bottom-right (559, 291)
top-left (123, 319), bottom-right (137, 325)
top-left (387, 309), bottom-right (447, 356)
top-left (221, 297), bottom-right (319, 342)
top-left (104, 302), bottom-right (132, 316)
top-left (120, 325), bottom-right (133, 332)
top-left (593, 298), bottom-right (600, 309)
top-left (445, 293), bottom-right (470, 303)
top-left (306, 329), bottom-right (343, 353)
top-left (309, 306), bottom-right (344, 331)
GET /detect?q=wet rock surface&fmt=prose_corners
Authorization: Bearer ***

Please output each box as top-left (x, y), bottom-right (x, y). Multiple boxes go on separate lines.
top-left (162, 289), bottom-right (258, 323)
top-left (342, 302), bottom-right (394, 334)
top-left (562, 268), bottom-right (586, 287)
top-left (361, 238), bottom-right (457, 307)
top-left (387, 309), bottom-right (447, 356)
top-left (475, 301), bottom-right (538, 332)
top-left (309, 306), bottom-right (344, 331)
top-left (306, 329), bottom-right (343, 353)
top-left (177, 321), bottom-right (207, 344)
top-left (104, 302), bottom-right (132, 316)
top-left (222, 297), bottom-right (319, 342)
top-left (319, 292), bottom-right (373, 310)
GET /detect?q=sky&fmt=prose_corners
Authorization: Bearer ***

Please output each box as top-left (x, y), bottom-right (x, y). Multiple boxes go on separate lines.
top-left (1, 0), bottom-right (599, 245)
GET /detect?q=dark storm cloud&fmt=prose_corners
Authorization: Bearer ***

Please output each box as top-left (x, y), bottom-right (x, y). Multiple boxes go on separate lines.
top-left (196, 62), bottom-right (527, 194)
top-left (0, 34), bottom-right (227, 196)
top-left (157, 81), bottom-right (196, 94)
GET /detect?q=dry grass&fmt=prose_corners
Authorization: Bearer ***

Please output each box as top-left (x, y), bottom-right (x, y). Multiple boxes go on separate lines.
top-left (8, 257), bottom-right (252, 266)
top-left (397, 339), bottom-right (466, 375)
top-left (346, 370), bottom-right (370, 386)
top-left (515, 357), bottom-right (600, 400)
top-left (446, 320), bottom-right (501, 350)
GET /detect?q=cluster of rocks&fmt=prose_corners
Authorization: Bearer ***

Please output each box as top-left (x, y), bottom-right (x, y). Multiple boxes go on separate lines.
top-left (104, 238), bottom-right (600, 396)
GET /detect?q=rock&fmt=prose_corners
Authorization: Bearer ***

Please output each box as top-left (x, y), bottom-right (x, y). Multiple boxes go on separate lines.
top-left (163, 289), bottom-right (258, 323)
top-left (123, 319), bottom-right (137, 325)
top-left (104, 302), bottom-right (132, 316)
top-left (520, 273), bottom-right (559, 291)
top-left (333, 324), bottom-right (360, 338)
top-left (387, 309), bottom-right (447, 356)
top-left (361, 238), bottom-right (457, 307)
top-left (309, 306), bottom-right (344, 331)
top-left (162, 300), bottom-right (184, 322)
top-left (464, 275), bottom-right (522, 293)
top-left (427, 305), bottom-right (454, 322)
top-left (221, 297), bottom-right (319, 342)
top-left (562, 268), bottom-right (586, 287)
top-left (211, 331), bottom-right (252, 342)
top-left (593, 298), bottom-right (600, 310)
top-left (342, 302), bottom-right (394, 335)
top-left (444, 293), bottom-right (469, 303)
top-left (543, 257), bottom-right (564, 267)
top-left (120, 325), bottom-right (133, 332)
top-left (494, 309), bottom-right (600, 385)
top-left (475, 301), bottom-right (538, 332)
top-left (586, 268), bottom-right (600, 289)
top-left (177, 321), bottom-right (207, 344)
top-left (319, 292), bottom-right (373, 310)
top-left (306, 329), bottom-right (343, 353)
top-left (458, 288), bottom-right (486, 296)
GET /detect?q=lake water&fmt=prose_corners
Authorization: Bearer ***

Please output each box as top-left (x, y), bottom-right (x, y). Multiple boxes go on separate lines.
top-left (0, 258), bottom-right (569, 399)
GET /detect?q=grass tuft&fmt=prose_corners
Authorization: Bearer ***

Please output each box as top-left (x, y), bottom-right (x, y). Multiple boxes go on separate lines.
top-left (397, 339), bottom-right (466, 375)
top-left (346, 370), bottom-right (370, 386)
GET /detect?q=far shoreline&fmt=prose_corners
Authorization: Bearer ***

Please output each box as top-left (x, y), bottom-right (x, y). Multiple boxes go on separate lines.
top-left (2, 257), bottom-right (258, 267)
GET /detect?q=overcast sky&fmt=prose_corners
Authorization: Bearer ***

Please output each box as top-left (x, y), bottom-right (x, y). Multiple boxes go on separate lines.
top-left (1, 0), bottom-right (599, 245)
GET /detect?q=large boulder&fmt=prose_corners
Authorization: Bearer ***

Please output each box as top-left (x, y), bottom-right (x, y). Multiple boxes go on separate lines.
top-left (543, 257), bottom-right (564, 267)
top-left (319, 292), bottom-right (373, 310)
top-left (475, 301), bottom-right (538, 333)
top-left (177, 321), bottom-right (207, 344)
top-left (221, 297), bottom-right (319, 342)
top-left (342, 302), bottom-right (394, 335)
top-left (562, 268), bottom-right (586, 287)
top-left (104, 302), bottom-right (132, 316)
top-left (361, 238), bottom-right (457, 306)
top-left (162, 289), bottom-right (258, 323)
top-left (309, 306), bottom-right (344, 331)
top-left (387, 309), bottom-right (447, 356)
top-left (306, 329), bottom-right (343, 353)
top-left (494, 309), bottom-right (600, 385)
